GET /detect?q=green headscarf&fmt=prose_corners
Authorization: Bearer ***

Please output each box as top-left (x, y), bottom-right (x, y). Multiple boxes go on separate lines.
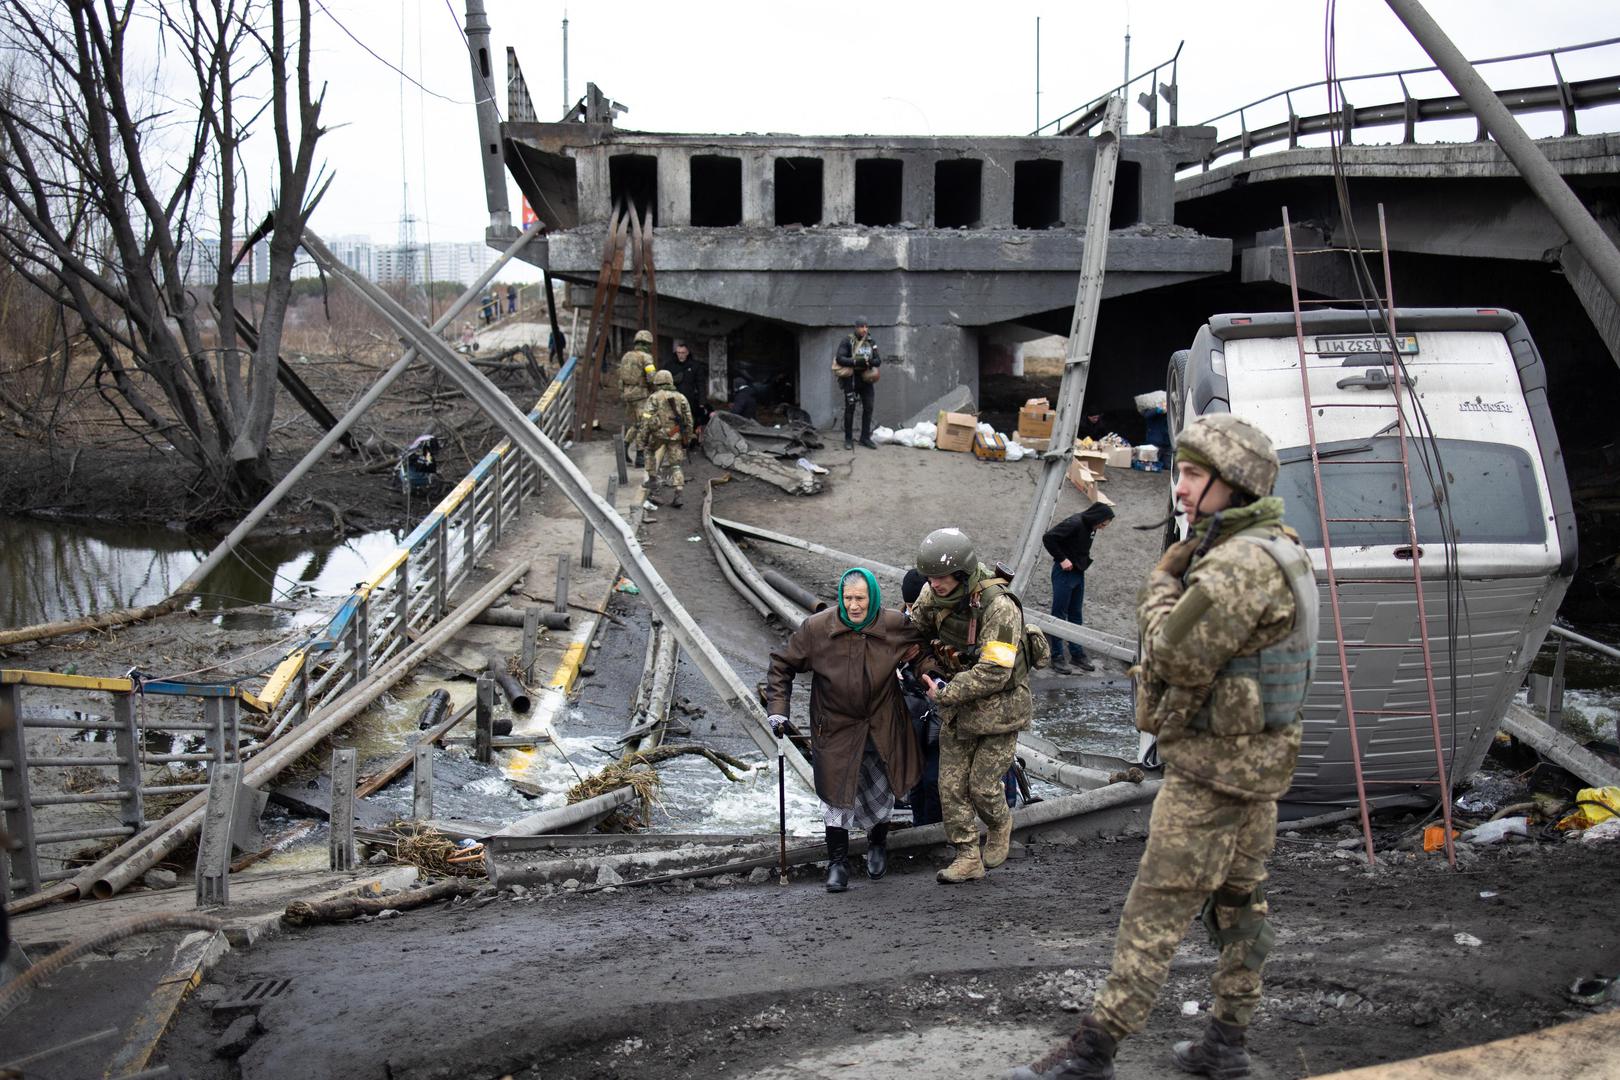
top-left (837, 568), bottom-right (881, 632)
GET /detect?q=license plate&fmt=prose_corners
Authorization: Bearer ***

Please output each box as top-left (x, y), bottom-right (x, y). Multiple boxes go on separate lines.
top-left (1315, 334), bottom-right (1418, 357)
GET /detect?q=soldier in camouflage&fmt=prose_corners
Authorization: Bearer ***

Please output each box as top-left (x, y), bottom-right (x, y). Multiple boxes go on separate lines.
top-left (908, 528), bottom-right (1035, 884)
top-left (619, 329), bottom-right (657, 467)
top-left (1010, 414), bottom-right (1319, 1080)
top-left (631, 369), bottom-right (694, 508)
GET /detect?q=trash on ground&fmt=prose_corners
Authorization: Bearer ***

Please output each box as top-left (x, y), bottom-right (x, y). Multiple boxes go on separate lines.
top-left (614, 578), bottom-right (641, 594)
top-left (1180, 1000), bottom-right (1200, 1017)
top-left (1555, 785), bottom-right (1620, 830)
top-left (1423, 824), bottom-right (1457, 852)
top-left (1454, 932), bottom-right (1483, 947)
top-left (1461, 817), bottom-right (1529, 845)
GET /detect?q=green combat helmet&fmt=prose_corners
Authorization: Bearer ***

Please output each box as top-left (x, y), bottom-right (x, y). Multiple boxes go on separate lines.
top-left (916, 528), bottom-right (975, 577)
top-left (1175, 414), bottom-right (1280, 498)
top-left (651, 369), bottom-right (675, 388)
top-left (633, 329), bottom-right (654, 347)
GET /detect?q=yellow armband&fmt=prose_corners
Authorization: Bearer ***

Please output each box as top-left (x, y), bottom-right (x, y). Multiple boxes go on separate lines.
top-left (981, 640), bottom-right (1018, 668)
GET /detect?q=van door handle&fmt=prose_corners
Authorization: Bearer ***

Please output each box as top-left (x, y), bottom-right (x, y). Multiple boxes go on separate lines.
top-left (1394, 545), bottom-right (1423, 560)
top-left (1336, 368), bottom-right (1413, 391)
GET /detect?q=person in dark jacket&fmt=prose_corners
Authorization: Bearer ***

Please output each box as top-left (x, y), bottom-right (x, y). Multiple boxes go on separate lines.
top-left (898, 569), bottom-right (943, 826)
top-left (1042, 501), bottom-right (1115, 673)
top-left (766, 569), bottom-right (924, 892)
top-left (664, 339), bottom-right (709, 440)
top-left (833, 318), bottom-right (881, 450)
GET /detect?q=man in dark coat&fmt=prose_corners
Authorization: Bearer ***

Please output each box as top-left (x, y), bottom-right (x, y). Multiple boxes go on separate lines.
top-left (1042, 502), bottom-right (1115, 673)
top-left (833, 318), bottom-right (881, 450)
top-left (766, 569), bottom-right (924, 892)
top-left (664, 339), bottom-right (709, 441)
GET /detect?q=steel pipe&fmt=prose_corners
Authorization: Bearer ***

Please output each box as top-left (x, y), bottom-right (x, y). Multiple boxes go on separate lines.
top-left (761, 569), bottom-right (827, 614)
top-left (488, 660), bottom-right (532, 715)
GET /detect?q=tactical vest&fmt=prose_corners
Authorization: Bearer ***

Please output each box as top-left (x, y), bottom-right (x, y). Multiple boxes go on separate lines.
top-left (849, 335), bottom-right (876, 367)
top-left (924, 573), bottom-right (1046, 679)
top-left (1190, 529), bottom-right (1320, 731)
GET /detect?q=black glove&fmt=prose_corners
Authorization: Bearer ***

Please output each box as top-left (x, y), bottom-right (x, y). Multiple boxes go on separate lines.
top-left (768, 714), bottom-right (789, 738)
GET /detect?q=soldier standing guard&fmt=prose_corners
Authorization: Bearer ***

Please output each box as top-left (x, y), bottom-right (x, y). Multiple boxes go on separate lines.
top-left (631, 369), bottom-right (693, 508)
top-left (618, 329), bottom-right (657, 468)
top-left (1010, 414), bottom-right (1319, 1080)
top-left (907, 528), bottom-right (1039, 884)
top-left (832, 317), bottom-right (881, 450)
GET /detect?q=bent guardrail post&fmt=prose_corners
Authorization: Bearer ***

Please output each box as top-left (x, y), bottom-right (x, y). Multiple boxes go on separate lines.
top-left (299, 228), bottom-right (814, 790)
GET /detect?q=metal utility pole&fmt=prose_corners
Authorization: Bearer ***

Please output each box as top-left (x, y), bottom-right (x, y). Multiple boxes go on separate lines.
top-left (1008, 98), bottom-right (1124, 591)
top-left (1035, 17), bottom-right (1041, 132)
top-left (562, 9), bottom-right (570, 115)
top-left (1120, 23), bottom-right (1131, 136)
top-left (1384, 0), bottom-right (1620, 347)
top-left (463, 0), bottom-right (512, 234)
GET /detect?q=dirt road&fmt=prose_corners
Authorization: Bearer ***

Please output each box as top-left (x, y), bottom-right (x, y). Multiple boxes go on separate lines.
top-left (152, 831), bottom-right (1617, 1079)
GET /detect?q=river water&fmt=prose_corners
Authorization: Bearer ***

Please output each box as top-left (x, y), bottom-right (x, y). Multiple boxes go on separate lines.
top-left (0, 515), bottom-right (402, 629)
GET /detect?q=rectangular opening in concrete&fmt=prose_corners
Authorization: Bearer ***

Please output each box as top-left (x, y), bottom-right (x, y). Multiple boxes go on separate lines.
top-left (1111, 159), bottom-right (1142, 227)
top-left (774, 157), bottom-right (823, 226)
top-left (1013, 160), bottom-right (1063, 229)
top-left (609, 153), bottom-right (658, 223)
top-left (690, 155), bottom-right (742, 226)
top-left (934, 159), bottom-right (982, 227)
top-left (855, 158), bottom-right (903, 226)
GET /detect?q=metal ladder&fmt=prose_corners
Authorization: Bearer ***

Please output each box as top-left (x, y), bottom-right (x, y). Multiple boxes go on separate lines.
top-left (1280, 204), bottom-right (1457, 868)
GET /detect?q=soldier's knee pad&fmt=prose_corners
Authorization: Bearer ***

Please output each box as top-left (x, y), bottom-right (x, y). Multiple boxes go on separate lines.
top-left (1199, 885), bottom-right (1275, 972)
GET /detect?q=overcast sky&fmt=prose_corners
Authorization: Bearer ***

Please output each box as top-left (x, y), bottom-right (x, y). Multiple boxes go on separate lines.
top-left (285, 1), bottom-right (1617, 276)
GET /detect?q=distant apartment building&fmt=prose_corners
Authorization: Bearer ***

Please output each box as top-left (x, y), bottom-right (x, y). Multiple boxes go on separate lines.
top-left (174, 234), bottom-right (496, 288)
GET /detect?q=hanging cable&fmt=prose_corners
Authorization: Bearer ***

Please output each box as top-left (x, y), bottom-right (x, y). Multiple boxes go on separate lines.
top-left (1322, 0), bottom-right (1468, 781)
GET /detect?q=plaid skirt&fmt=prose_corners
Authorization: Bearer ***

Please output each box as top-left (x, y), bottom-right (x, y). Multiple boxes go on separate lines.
top-left (823, 739), bottom-right (894, 832)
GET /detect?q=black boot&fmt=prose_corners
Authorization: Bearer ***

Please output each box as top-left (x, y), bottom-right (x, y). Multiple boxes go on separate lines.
top-left (825, 827), bottom-right (850, 893)
top-left (1172, 1017), bottom-right (1250, 1079)
top-left (1008, 1015), bottom-right (1117, 1080)
top-left (865, 822), bottom-right (889, 879)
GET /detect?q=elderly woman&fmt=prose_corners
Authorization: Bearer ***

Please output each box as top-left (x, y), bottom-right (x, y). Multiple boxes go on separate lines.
top-left (767, 569), bottom-right (923, 892)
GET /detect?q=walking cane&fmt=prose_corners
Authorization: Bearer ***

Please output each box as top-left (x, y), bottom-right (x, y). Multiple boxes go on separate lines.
top-left (777, 731), bottom-right (789, 885)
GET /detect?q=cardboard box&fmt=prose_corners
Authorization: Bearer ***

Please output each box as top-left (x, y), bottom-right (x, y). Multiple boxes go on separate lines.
top-left (1074, 447), bottom-right (1109, 481)
top-left (973, 430), bottom-right (1008, 461)
top-left (1135, 444), bottom-right (1160, 463)
top-left (1018, 435), bottom-right (1051, 453)
top-left (1105, 445), bottom-right (1134, 469)
top-left (1023, 397), bottom-right (1050, 410)
top-left (935, 411), bottom-right (977, 453)
top-left (1017, 404), bottom-right (1056, 440)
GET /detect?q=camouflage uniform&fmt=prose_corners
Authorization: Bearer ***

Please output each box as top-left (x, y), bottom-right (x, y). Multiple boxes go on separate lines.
top-left (631, 379), bottom-right (694, 502)
top-left (1092, 491), bottom-right (1316, 1040)
top-left (910, 562), bottom-right (1033, 862)
top-left (618, 335), bottom-right (656, 431)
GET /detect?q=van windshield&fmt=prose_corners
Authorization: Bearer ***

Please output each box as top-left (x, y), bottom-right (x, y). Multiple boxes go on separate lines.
top-left (1274, 437), bottom-right (1545, 549)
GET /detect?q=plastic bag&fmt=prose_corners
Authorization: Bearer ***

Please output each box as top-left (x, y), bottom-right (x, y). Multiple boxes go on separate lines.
top-left (893, 428), bottom-right (918, 448)
top-left (871, 425), bottom-right (895, 445)
top-left (915, 421), bottom-right (937, 439)
top-left (1556, 785), bottom-right (1620, 830)
top-left (976, 421), bottom-right (995, 437)
top-left (1460, 817), bottom-right (1528, 845)
top-left (1005, 442), bottom-right (1025, 462)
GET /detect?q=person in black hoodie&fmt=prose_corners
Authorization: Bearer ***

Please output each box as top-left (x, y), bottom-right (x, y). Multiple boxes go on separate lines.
top-left (1042, 501), bottom-right (1115, 673)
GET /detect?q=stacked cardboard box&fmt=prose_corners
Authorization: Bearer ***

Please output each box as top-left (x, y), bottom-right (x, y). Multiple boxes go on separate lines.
top-left (935, 411), bottom-right (977, 453)
top-left (1017, 398), bottom-right (1055, 443)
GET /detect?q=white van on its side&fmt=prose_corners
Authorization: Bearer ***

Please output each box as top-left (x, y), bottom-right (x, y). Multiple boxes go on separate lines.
top-left (1165, 308), bottom-right (1575, 815)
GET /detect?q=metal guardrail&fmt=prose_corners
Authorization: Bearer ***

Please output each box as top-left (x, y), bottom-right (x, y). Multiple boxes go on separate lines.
top-left (257, 356), bottom-right (578, 736)
top-left (1194, 35), bottom-right (1620, 170)
top-left (1, 670), bottom-right (267, 898)
top-left (0, 356), bottom-right (578, 900)
top-left (1032, 42), bottom-right (1182, 137)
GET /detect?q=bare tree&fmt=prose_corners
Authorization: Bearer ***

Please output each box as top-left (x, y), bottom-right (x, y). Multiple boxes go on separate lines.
top-left (0, 0), bottom-right (328, 502)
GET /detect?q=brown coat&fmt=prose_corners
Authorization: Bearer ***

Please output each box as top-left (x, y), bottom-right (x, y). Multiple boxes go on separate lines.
top-left (766, 607), bottom-right (924, 808)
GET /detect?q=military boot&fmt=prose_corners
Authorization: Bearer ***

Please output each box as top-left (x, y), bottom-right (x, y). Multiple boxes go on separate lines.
top-left (982, 816), bottom-right (1013, 869)
top-left (1171, 1017), bottom-right (1250, 1079)
top-left (825, 827), bottom-right (851, 893)
top-left (935, 843), bottom-right (984, 884)
top-left (1007, 1015), bottom-right (1117, 1080)
top-left (865, 822), bottom-right (889, 880)
top-left (669, 487), bottom-right (684, 509)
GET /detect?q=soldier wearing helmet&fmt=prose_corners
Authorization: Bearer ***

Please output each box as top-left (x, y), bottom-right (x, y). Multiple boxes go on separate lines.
top-left (907, 528), bottom-right (1038, 885)
top-left (630, 366), bottom-right (694, 509)
top-left (619, 329), bottom-right (658, 467)
top-left (1011, 413), bottom-right (1319, 1080)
